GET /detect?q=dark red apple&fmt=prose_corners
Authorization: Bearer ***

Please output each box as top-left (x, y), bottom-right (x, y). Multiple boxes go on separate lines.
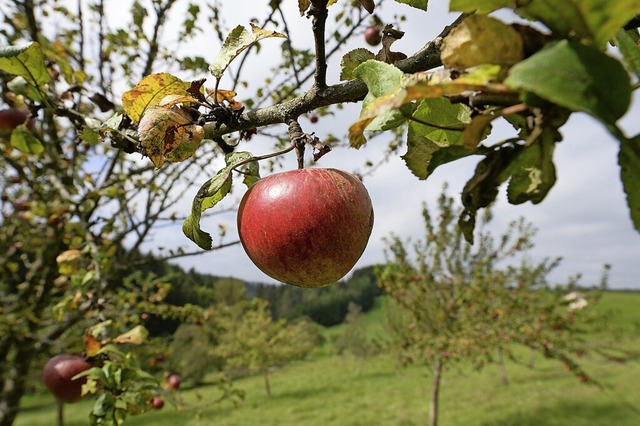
top-left (237, 168), bottom-right (374, 288)
top-left (168, 374), bottom-right (181, 390)
top-left (309, 114), bottom-right (318, 123)
top-left (0, 108), bottom-right (34, 136)
top-left (152, 395), bottom-right (165, 409)
top-left (364, 26), bottom-right (382, 46)
top-left (42, 354), bottom-right (92, 403)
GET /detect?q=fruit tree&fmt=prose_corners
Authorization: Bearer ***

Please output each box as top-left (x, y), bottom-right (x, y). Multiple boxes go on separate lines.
top-left (1, 0), bottom-right (640, 425)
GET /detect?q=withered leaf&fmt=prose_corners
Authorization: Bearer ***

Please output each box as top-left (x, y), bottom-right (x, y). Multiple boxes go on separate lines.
top-left (138, 106), bottom-right (204, 168)
top-left (360, 0), bottom-right (375, 14)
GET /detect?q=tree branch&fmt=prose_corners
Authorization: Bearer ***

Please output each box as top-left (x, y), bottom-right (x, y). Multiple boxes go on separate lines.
top-left (204, 13), bottom-right (466, 139)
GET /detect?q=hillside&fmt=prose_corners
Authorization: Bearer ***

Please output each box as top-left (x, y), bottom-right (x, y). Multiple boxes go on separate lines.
top-left (15, 291), bottom-right (640, 426)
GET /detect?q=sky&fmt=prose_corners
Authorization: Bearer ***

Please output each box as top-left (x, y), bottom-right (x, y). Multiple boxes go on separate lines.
top-left (101, 0), bottom-right (640, 289)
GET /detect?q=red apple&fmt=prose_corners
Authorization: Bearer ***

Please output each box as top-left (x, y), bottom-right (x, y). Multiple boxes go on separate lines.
top-left (0, 108), bottom-right (34, 136)
top-left (309, 114), bottom-right (318, 123)
top-left (168, 374), bottom-right (181, 390)
top-left (152, 395), bottom-right (165, 409)
top-left (237, 168), bottom-right (374, 288)
top-left (42, 354), bottom-right (92, 403)
top-left (364, 26), bottom-right (382, 46)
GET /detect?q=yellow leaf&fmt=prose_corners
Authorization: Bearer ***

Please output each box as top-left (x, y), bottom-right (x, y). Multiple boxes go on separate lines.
top-left (205, 88), bottom-right (244, 110)
top-left (56, 249), bottom-right (82, 263)
top-left (441, 15), bottom-right (524, 69)
top-left (122, 73), bottom-right (192, 122)
top-left (83, 333), bottom-right (102, 357)
top-left (298, 0), bottom-right (311, 15)
top-left (113, 325), bottom-right (149, 345)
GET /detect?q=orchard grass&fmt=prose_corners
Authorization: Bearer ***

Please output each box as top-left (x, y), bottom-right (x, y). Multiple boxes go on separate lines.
top-left (16, 292), bottom-right (640, 426)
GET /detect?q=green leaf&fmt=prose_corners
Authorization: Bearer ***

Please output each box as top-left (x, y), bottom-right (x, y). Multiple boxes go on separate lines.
top-left (449, 0), bottom-right (511, 13)
top-left (0, 42), bottom-right (51, 87)
top-left (505, 40), bottom-right (631, 126)
top-left (7, 76), bottom-right (44, 102)
top-left (80, 126), bottom-right (100, 144)
top-left (394, 0), bottom-right (428, 11)
top-left (209, 23), bottom-right (286, 80)
top-left (619, 135), bottom-right (640, 232)
top-left (183, 152), bottom-right (255, 249)
top-left (505, 134), bottom-right (557, 205)
top-left (10, 125), bottom-right (44, 154)
top-left (615, 29), bottom-right (640, 80)
top-left (241, 160), bottom-right (261, 188)
top-left (350, 60), bottom-right (405, 146)
top-left (403, 140), bottom-right (474, 180)
top-left (340, 48), bottom-right (375, 81)
top-left (354, 60), bottom-right (404, 99)
top-left (514, 0), bottom-right (640, 48)
top-left (402, 98), bottom-right (474, 179)
top-left (460, 146), bottom-right (521, 243)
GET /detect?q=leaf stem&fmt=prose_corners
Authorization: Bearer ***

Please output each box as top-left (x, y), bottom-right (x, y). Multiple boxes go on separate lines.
top-left (230, 142), bottom-right (296, 174)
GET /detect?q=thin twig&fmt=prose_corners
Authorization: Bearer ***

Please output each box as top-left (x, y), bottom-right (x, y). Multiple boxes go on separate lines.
top-left (309, 0), bottom-right (329, 89)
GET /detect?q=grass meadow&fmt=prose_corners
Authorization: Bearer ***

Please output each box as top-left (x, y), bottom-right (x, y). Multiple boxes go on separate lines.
top-left (15, 292), bottom-right (640, 426)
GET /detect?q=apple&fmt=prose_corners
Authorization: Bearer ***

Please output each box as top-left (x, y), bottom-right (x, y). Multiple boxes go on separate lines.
top-left (152, 395), bottom-right (165, 409)
top-left (0, 108), bottom-right (34, 136)
top-left (237, 168), bottom-right (374, 288)
top-left (364, 26), bottom-right (382, 46)
top-left (168, 374), bottom-right (181, 390)
top-left (309, 114), bottom-right (318, 123)
top-left (42, 354), bottom-right (92, 403)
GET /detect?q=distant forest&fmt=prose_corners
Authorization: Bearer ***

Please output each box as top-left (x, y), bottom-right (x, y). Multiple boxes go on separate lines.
top-left (131, 251), bottom-right (382, 334)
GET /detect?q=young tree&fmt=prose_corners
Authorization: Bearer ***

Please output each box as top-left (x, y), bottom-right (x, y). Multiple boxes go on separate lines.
top-left (376, 190), bottom-right (607, 426)
top-left (214, 299), bottom-right (322, 398)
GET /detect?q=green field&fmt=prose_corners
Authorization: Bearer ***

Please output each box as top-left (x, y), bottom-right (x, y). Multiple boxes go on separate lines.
top-left (15, 292), bottom-right (640, 426)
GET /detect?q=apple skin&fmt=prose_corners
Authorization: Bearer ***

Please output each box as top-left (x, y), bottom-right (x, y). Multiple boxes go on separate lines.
top-left (168, 374), bottom-right (181, 390)
top-left (237, 168), bottom-right (374, 288)
top-left (364, 26), bottom-right (382, 46)
top-left (0, 108), bottom-right (34, 136)
top-left (152, 396), bottom-right (165, 409)
top-left (42, 354), bottom-right (92, 403)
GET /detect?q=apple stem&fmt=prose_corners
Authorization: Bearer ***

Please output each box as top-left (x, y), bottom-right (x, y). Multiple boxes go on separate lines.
top-left (287, 119), bottom-right (307, 169)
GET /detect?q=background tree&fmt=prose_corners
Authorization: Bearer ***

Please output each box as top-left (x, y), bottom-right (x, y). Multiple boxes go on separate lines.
top-left (333, 302), bottom-right (380, 359)
top-left (376, 189), bottom-right (609, 426)
top-left (214, 299), bottom-right (323, 398)
top-left (167, 320), bottom-right (225, 386)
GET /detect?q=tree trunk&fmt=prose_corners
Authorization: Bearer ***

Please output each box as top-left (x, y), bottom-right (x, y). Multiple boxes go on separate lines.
top-left (496, 348), bottom-right (509, 385)
top-left (429, 357), bottom-right (443, 426)
top-left (0, 343), bottom-right (36, 426)
top-left (528, 348), bottom-right (536, 369)
top-left (263, 369), bottom-right (272, 398)
top-left (57, 401), bottom-right (64, 426)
